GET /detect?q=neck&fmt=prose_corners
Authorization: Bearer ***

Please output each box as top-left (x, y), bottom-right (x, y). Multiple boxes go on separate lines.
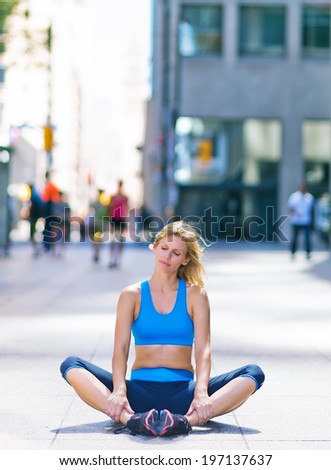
top-left (149, 272), bottom-right (179, 291)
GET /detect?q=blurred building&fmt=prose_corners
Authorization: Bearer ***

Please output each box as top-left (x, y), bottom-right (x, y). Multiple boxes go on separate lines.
top-left (143, 0), bottom-right (331, 238)
top-left (2, 0), bottom-right (151, 215)
top-left (0, 1), bottom-right (16, 252)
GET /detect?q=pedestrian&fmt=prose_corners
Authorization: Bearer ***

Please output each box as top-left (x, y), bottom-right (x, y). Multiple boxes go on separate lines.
top-left (108, 180), bottom-right (129, 268)
top-left (41, 171), bottom-right (61, 252)
top-left (60, 221), bottom-right (265, 437)
top-left (88, 189), bottom-right (108, 263)
top-left (27, 183), bottom-right (45, 257)
top-left (53, 191), bottom-right (71, 257)
top-left (287, 183), bottom-right (315, 259)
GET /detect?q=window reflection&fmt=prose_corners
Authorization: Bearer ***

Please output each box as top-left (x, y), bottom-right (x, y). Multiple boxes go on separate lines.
top-left (303, 120), bottom-right (331, 191)
top-left (174, 117), bottom-right (281, 187)
top-left (243, 120), bottom-right (281, 185)
top-left (179, 5), bottom-right (222, 56)
top-left (239, 6), bottom-right (286, 57)
top-left (302, 5), bottom-right (331, 58)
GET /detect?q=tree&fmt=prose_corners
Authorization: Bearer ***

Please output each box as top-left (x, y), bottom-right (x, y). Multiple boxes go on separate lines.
top-left (0, 0), bottom-right (20, 53)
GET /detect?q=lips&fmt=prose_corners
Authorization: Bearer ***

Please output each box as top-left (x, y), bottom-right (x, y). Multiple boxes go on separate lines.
top-left (160, 260), bottom-right (171, 267)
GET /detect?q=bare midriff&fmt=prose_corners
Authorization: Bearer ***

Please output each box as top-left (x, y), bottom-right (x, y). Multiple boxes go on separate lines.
top-left (132, 345), bottom-right (194, 373)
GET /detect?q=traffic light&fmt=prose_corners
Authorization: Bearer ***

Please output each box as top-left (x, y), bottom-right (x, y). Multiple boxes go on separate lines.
top-left (197, 139), bottom-right (212, 162)
top-left (43, 124), bottom-right (53, 151)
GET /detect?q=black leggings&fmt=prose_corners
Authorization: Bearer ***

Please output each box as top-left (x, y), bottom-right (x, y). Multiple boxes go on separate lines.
top-left (60, 356), bottom-right (265, 415)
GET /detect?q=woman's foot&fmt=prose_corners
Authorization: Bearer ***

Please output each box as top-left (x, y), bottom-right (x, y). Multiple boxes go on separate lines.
top-left (115, 409), bottom-right (159, 436)
top-left (114, 409), bottom-right (192, 436)
top-left (158, 409), bottom-right (192, 436)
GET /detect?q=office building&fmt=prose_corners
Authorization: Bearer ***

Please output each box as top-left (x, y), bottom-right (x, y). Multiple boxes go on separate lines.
top-left (143, 0), bottom-right (331, 238)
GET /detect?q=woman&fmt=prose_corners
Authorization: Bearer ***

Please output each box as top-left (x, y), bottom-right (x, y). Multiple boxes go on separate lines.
top-left (108, 180), bottom-right (129, 268)
top-left (60, 221), bottom-right (264, 436)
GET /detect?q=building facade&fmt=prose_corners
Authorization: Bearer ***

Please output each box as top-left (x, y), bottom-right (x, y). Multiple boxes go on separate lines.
top-left (3, 0), bottom-right (150, 216)
top-left (143, 0), bottom-right (331, 239)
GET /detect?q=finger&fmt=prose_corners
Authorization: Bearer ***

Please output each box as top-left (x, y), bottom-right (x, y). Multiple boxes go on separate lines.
top-left (125, 402), bottom-right (134, 414)
top-left (205, 408), bottom-right (212, 421)
top-left (186, 405), bottom-right (194, 416)
top-left (106, 405), bottom-right (114, 419)
top-left (198, 407), bottom-right (210, 424)
top-left (114, 406), bottom-right (123, 422)
top-left (196, 409), bottom-right (205, 424)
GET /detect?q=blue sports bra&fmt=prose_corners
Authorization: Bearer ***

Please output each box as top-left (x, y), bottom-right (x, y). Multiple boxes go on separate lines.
top-left (132, 278), bottom-right (194, 346)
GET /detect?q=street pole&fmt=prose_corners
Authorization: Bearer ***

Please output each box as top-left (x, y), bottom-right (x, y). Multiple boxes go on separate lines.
top-left (44, 23), bottom-right (53, 173)
top-left (329, 122), bottom-right (331, 252)
top-left (0, 147), bottom-right (11, 255)
top-left (161, 0), bottom-right (171, 219)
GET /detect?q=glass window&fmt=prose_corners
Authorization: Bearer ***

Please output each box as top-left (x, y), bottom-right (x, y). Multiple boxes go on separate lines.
top-left (179, 5), bottom-right (223, 56)
top-left (174, 117), bottom-right (281, 186)
top-left (243, 120), bottom-right (282, 185)
top-left (303, 120), bottom-right (331, 191)
top-left (302, 5), bottom-right (331, 58)
top-left (239, 6), bottom-right (286, 56)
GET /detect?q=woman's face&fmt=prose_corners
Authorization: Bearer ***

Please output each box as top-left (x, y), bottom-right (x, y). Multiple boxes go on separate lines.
top-left (153, 235), bottom-right (189, 272)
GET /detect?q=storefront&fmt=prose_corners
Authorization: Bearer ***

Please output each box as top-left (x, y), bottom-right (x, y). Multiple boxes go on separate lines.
top-left (174, 118), bottom-right (281, 240)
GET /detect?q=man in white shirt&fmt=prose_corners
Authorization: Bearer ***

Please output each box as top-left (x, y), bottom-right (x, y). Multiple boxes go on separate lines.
top-left (287, 183), bottom-right (314, 259)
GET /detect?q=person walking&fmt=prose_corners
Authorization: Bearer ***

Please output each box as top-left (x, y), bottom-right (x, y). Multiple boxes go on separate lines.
top-left (41, 171), bottom-right (61, 252)
top-left (27, 184), bottom-right (45, 257)
top-left (108, 180), bottom-right (129, 268)
top-left (88, 189), bottom-right (108, 263)
top-left (60, 221), bottom-right (265, 437)
top-left (287, 183), bottom-right (315, 259)
top-left (53, 191), bottom-right (71, 258)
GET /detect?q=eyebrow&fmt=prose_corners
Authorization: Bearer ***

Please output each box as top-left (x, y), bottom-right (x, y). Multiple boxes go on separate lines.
top-left (161, 242), bottom-right (184, 253)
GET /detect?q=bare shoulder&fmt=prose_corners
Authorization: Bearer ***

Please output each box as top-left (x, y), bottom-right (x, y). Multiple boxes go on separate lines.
top-left (187, 284), bottom-right (209, 301)
top-left (118, 282), bottom-right (141, 317)
top-left (119, 282), bottom-right (141, 302)
top-left (187, 284), bottom-right (210, 318)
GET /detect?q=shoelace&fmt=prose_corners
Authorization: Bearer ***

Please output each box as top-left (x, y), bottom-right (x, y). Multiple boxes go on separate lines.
top-left (113, 424), bottom-right (129, 434)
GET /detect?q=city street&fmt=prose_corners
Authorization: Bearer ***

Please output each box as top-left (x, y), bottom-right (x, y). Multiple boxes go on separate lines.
top-left (1, 3), bottom-right (331, 469)
top-left (0, 239), bottom-right (330, 452)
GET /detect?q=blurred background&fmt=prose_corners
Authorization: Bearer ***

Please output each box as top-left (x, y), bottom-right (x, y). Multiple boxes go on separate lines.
top-left (0, 0), bottom-right (330, 252)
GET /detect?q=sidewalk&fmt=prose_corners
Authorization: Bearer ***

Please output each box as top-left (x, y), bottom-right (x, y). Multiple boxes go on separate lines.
top-left (0, 240), bottom-right (330, 451)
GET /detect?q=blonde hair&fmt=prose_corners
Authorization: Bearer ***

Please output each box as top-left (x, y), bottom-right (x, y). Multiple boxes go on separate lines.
top-left (152, 221), bottom-right (206, 287)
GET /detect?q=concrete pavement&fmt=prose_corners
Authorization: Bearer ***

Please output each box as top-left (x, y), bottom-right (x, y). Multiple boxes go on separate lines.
top-left (0, 239), bottom-right (330, 451)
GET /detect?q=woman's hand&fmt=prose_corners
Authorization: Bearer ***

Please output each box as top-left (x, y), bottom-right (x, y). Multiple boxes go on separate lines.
top-left (186, 394), bottom-right (213, 425)
top-left (105, 391), bottom-right (134, 422)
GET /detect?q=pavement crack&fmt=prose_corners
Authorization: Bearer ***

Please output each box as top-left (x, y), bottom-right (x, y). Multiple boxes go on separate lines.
top-left (232, 412), bottom-right (250, 449)
top-left (50, 394), bottom-right (78, 447)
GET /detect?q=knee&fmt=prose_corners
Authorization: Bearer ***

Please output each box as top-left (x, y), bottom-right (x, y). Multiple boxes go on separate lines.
top-left (244, 364), bottom-right (265, 390)
top-left (60, 355), bottom-right (82, 380)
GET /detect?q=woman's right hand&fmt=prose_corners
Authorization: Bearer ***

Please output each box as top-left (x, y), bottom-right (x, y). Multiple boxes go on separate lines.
top-left (106, 391), bottom-right (134, 422)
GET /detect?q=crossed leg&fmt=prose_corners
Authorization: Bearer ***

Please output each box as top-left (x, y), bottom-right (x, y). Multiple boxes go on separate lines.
top-left (66, 369), bottom-right (132, 424)
top-left (185, 377), bottom-right (256, 426)
top-left (65, 369), bottom-right (257, 427)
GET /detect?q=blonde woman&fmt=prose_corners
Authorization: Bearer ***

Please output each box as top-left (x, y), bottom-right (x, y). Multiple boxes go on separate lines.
top-left (60, 221), bottom-right (264, 436)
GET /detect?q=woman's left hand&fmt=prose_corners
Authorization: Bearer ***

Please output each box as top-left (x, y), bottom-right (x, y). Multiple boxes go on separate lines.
top-left (186, 395), bottom-right (213, 425)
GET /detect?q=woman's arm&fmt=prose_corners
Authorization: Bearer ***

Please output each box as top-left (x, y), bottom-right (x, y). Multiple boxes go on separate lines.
top-left (186, 286), bottom-right (213, 424)
top-left (107, 287), bottom-right (137, 421)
